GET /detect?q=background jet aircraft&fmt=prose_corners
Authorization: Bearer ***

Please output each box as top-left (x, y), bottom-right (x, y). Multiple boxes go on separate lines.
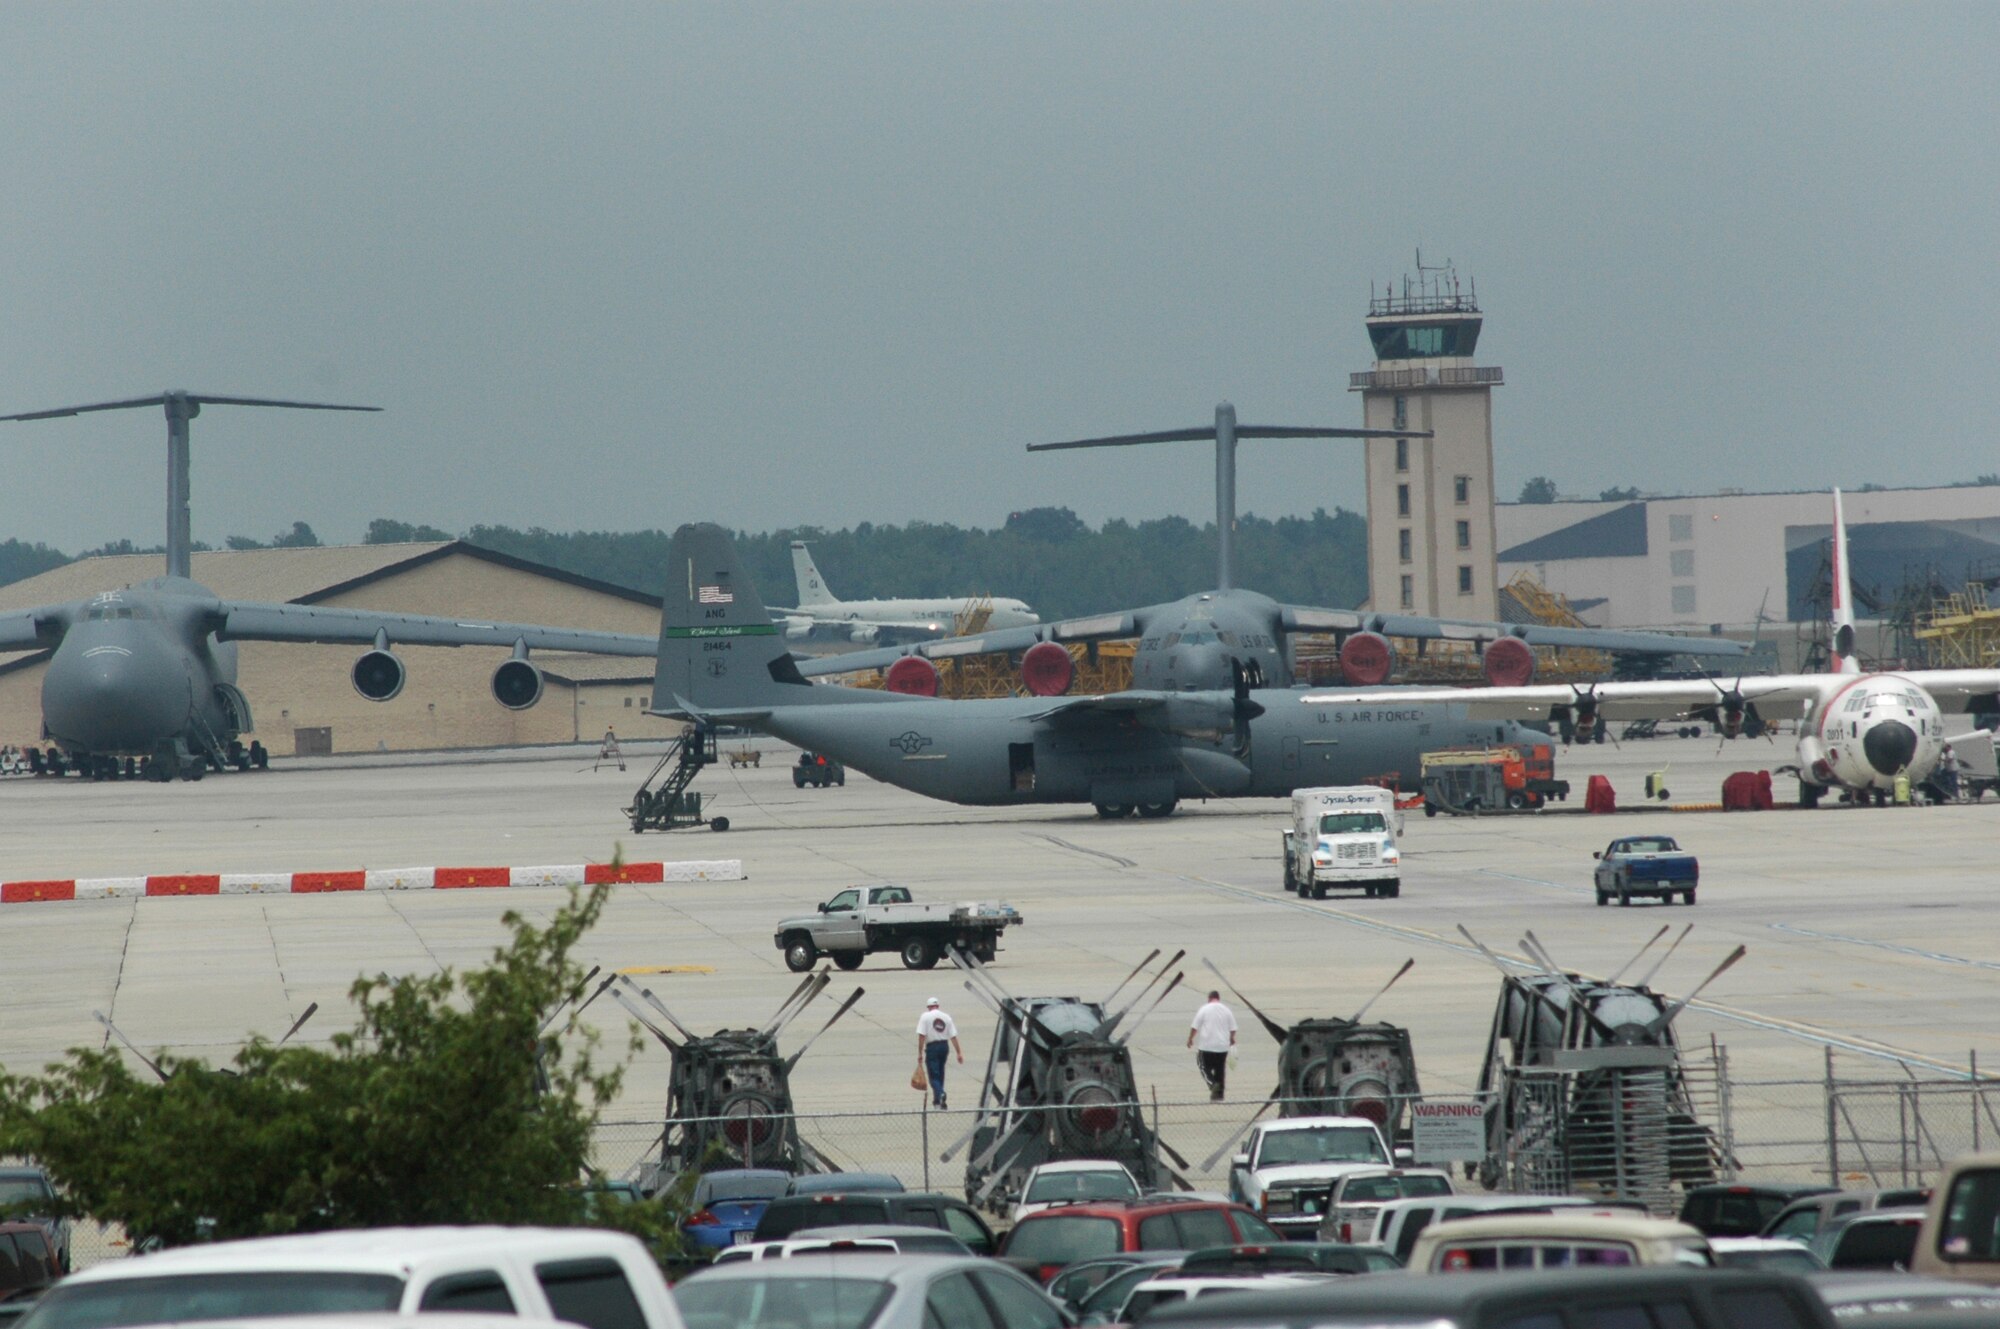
top-left (769, 540), bottom-right (1039, 646)
top-left (651, 522), bottom-right (1551, 818)
top-left (794, 403), bottom-right (1748, 698)
top-left (0, 392), bottom-right (653, 780)
top-left (1300, 492), bottom-right (2000, 804)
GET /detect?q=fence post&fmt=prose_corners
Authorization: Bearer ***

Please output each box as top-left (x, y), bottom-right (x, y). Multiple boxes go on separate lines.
top-left (1975, 1049), bottom-right (1982, 1154)
top-left (1715, 1041), bottom-right (1736, 1180)
top-left (922, 1102), bottom-right (931, 1192)
top-left (1826, 1045), bottom-right (1840, 1185)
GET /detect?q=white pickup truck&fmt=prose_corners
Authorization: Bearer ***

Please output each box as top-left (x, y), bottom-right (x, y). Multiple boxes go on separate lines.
top-left (1282, 786), bottom-right (1403, 899)
top-left (775, 884), bottom-right (1023, 972)
top-left (1226, 1115), bottom-right (1393, 1239)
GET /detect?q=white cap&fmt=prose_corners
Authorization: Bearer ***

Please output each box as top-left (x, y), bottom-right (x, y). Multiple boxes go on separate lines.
top-left (926, 997), bottom-right (940, 1007)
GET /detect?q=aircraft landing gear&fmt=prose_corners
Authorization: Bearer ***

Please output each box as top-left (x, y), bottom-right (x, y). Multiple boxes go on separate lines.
top-left (250, 740), bottom-right (268, 770)
top-left (1093, 802), bottom-right (1134, 819)
top-left (1137, 801), bottom-right (1177, 818)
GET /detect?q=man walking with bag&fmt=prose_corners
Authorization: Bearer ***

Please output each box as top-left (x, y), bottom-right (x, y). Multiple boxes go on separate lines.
top-left (1188, 989), bottom-right (1237, 1101)
top-left (915, 996), bottom-right (963, 1110)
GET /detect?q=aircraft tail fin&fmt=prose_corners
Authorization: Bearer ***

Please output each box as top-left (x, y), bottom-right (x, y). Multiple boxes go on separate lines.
top-left (1830, 489), bottom-right (1860, 675)
top-left (792, 541), bottom-right (836, 606)
top-left (653, 525), bottom-right (816, 714)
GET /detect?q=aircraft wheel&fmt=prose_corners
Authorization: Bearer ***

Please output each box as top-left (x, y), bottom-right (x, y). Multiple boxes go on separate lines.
top-left (184, 759), bottom-right (206, 782)
top-left (1138, 801), bottom-right (1176, 818)
top-left (710, 816), bottom-right (730, 832)
top-left (250, 741), bottom-right (269, 770)
top-left (1424, 803), bottom-right (1438, 818)
top-left (783, 935), bottom-right (817, 973)
top-left (1094, 802), bottom-right (1134, 820)
top-left (832, 952), bottom-right (864, 971)
top-left (900, 937), bottom-right (939, 970)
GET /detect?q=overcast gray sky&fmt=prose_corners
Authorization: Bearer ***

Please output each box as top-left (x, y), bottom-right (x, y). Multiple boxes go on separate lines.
top-left (2, 3), bottom-right (1994, 553)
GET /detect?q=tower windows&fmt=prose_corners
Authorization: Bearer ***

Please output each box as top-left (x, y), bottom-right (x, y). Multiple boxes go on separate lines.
top-left (1454, 475), bottom-right (1470, 504)
top-left (1393, 396), bottom-right (1408, 429)
top-left (1456, 520), bottom-right (1471, 550)
top-left (1397, 484), bottom-right (1411, 517)
top-left (1458, 566), bottom-right (1475, 595)
top-left (1395, 438), bottom-right (1408, 472)
top-left (1400, 575), bottom-right (1414, 609)
top-left (1669, 514), bottom-right (1694, 542)
top-left (1399, 528), bottom-right (1413, 563)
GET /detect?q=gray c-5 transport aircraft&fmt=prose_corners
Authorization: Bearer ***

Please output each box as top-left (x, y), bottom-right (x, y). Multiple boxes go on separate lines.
top-left (652, 522), bottom-right (1551, 818)
top-left (794, 404), bottom-right (1748, 699)
top-left (0, 392), bottom-right (654, 780)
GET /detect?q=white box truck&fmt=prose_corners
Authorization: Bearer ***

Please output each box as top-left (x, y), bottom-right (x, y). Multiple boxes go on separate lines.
top-left (1282, 786), bottom-right (1403, 899)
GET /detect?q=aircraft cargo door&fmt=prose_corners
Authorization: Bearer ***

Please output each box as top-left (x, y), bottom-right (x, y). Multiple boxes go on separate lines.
top-left (1008, 742), bottom-right (1036, 793)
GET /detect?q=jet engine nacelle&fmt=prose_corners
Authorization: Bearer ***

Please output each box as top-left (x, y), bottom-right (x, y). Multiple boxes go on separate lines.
top-left (1020, 641), bottom-right (1074, 697)
top-left (352, 649), bottom-right (406, 702)
top-left (848, 623), bottom-right (881, 644)
top-left (885, 656), bottom-right (941, 696)
top-left (1339, 631), bottom-right (1393, 687)
top-left (783, 616), bottom-right (814, 642)
top-left (1481, 637), bottom-right (1536, 688)
top-left (492, 658), bottom-right (544, 710)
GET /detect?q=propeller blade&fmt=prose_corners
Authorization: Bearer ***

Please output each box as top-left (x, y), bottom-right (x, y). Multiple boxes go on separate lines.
top-left (1347, 959), bottom-right (1415, 1025)
top-left (761, 971), bottom-right (832, 1042)
top-left (539, 965), bottom-right (610, 1036)
top-left (1634, 924), bottom-right (1695, 990)
top-left (277, 1001), bottom-right (319, 1046)
top-left (1198, 1090), bottom-right (1281, 1171)
top-left (1456, 925), bottom-right (1523, 977)
top-left (567, 971), bottom-right (619, 1025)
top-left (975, 1136), bottom-right (1040, 1204)
top-left (1201, 957), bottom-right (1289, 1044)
top-left (938, 1108), bottom-right (995, 1163)
top-left (95, 1010), bottom-right (169, 1082)
top-left (1156, 1135), bottom-right (1193, 1171)
top-left (1101, 948), bottom-right (1163, 1009)
top-left (1520, 932), bottom-right (1621, 1044)
top-left (1098, 949), bottom-right (1186, 1039)
top-left (1114, 972), bottom-right (1185, 1046)
top-left (1647, 945), bottom-right (1747, 1037)
top-left (758, 971), bottom-right (830, 1041)
top-left (960, 980), bottom-right (1005, 1017)
top-left (620, 976), bottom-right (703, 1044)
top-left (952, 946), bottom-right (1027, 1009)
top-left (783, 986), bottom-right (865, 1073)
top-left (969, 1115), bottom-right (1038, 1175)
top-left (1604, 927), bottom-right (1671, 987)
top-left (610, 989), bottom-right (680, 1051)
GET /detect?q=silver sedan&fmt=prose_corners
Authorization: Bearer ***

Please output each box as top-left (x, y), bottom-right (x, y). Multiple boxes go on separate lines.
top-left (673, 1252), bottom-right (1069, 1329)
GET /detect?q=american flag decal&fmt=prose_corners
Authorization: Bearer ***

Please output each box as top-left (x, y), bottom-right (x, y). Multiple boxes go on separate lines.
top-left (697, 584), bottom-right (734, 605)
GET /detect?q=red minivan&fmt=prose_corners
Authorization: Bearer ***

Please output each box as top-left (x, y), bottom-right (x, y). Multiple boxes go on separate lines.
top-left (1000, 1197), bottom-right (1285, 1284)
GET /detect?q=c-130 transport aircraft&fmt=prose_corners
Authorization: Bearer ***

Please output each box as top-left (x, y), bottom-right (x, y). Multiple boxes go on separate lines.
top-left (651, 522), bottom-right (1553, 819)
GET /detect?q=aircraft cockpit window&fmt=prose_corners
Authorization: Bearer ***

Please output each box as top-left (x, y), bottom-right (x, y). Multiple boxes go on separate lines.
top-left (85, 605), bottom-right (142, 621)
top-left (1321, 812), bottom-right (1387, 834)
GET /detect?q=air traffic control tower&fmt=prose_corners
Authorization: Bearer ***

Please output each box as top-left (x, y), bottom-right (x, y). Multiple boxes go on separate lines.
top-left (1351, 261), bottom-right (1503, 620)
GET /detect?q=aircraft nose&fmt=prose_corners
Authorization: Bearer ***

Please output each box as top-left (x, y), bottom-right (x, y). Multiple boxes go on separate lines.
top-left (1863, 719), bottom-right (1919, 777)
top-left (44, 639), bottom-right (186, 753)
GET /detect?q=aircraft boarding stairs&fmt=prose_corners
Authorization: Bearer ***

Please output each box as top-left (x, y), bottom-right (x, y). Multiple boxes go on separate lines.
top-left (625, 725), bottom-right (729, 833)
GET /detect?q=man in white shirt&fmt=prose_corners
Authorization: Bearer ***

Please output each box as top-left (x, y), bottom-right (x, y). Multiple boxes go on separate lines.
top-left (915, 997), bottom-right (963, 1110)
top-left (1187, 990), bottom-right (1237, 1101)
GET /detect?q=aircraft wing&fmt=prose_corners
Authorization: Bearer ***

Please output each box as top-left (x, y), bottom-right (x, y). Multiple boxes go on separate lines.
top-left (216, 602), bottom-right (658, 656)
top-left (792, 609), bottom-right (1143, 678)
top-left (1298, 676), bottom-right (1849, 722)
top-left (776, 611), bottom-right (952, 637)
top-left (1025, 691), bottom-right (1174, 723)
top-left (0, 607), bottom-right (69, 652)
top-left (1280, 605), bottom-right (1750, 659)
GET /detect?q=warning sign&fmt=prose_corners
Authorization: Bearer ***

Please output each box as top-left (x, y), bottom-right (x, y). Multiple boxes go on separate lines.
top-left (1411, 1100), bottom-right (1488, 1163)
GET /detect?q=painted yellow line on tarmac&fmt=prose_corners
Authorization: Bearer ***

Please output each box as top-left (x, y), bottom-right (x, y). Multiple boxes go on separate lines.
top-left (616, 964), bottom-right (715, 975)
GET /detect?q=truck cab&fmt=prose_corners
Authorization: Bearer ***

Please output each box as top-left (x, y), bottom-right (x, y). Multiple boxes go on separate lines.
top-left (1283, 787), bottom-right (1403, 900)
top-left (1227, 1116), bottom-right (1392, 1239)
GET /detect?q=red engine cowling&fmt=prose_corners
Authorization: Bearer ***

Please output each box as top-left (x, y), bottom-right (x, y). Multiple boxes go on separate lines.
top-left (1020, 641), bottom-right (1074, 697)
top-left (1339, 632), bottom-right (1393, 686)
top-left (1481, 637), bottom-right (1536, 688)
top-left (884, 656), bottom-right (940, 697)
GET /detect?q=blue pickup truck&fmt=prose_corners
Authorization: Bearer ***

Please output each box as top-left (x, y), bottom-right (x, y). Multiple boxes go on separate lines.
top-left (1593, 836), bottom-right (1699, 906)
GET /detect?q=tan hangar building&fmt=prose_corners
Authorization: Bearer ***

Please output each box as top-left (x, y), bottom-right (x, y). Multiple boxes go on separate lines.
top-left (0, 542), bottom-right (677, 756)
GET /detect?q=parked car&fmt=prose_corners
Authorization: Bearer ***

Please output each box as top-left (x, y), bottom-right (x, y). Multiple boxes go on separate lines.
top-left (698, 1225), bottom-right (972, 1268)
top-left (1367, 1192), bottom-right (1644, 1266)
top-left (1179, 1243), bottom-right (1401, 1276)
top-left (750, 1191), bottom-right (995, 1254)
top-left (1001, 1197), bottom-right (1283, 1284)
top-left (1593, 835), bottom-right (1700, 906)
top-left (0, 1224), bottom-right (59, 1301)
top-left (681, 1168), bottom-right (792, 1250)
top-left (793, 752), bottom-right (845, 788)
top-left (671, 1252), bottom-right (1067, 1329)
top-left (13, 1227), bottom-right (685, 1329)
top-left (1708, 1236), bottom-right (1827, 1273)
top-left (1112, 1273), bottom-right (1336, 1325)
top-left (783, 1172), bottom-right (906, 1196)
top-left (1060, 1256), bottom-right (1188, 1323)
top-left (1765, 1188), bottom-right (1932, 1244)
top-left (1225, 1116), bottom-right (1392, 1239)
top-left (1140, 1267), bottom-right (1839, 1329)
top-left (0, 1169), bottom-right (69, 1274)
top-left (1806, 1270), bottom-right (2000, 1320)
top-left (1011, 1160), bottom-right (1142, 1224)
top-left (1408, 1213), bottom-right (1713, 1273)
top-left (1680, 1181), bottom-right (1838, 1238)
top-left (1914, 1151), bottom-right (2000, 1285)
top-left (1313, 1166), bottom-right (1455, 1245)
top-left (1808, 1207), bottom-right (1927, 1271)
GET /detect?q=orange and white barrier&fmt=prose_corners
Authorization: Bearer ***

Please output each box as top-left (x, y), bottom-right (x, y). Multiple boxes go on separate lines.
top-left (0, 859), bottom-right (744, 905)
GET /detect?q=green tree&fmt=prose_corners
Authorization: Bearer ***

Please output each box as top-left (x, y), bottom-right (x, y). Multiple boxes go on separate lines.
top-left (0, 885), bottom-right (635, 1247)
top-left (1518, 476), bottom-right (1559, 504)
top-left (366, 517), bottom-right (454, 544)
top-left (271, 521), bottom-right (322, 548)
top-left (0, 538), bottom-right (69, 589)
top-left (1598, 485), bottom-right (1640, 502)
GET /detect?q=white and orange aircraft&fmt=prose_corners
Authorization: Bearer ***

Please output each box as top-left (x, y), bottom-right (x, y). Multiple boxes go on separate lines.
top-left (1301, 491), bottom-right (2000, 805)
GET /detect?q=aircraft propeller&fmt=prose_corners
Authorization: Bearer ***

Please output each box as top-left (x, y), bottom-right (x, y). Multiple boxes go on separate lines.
top-left (94, 1010), bottom-right (169, 1082)
top-left (1101, 948), bottom-right (1163, 1009)
top-left (609, 987), bottom-right (681, 1051)
top-left (759, 970), bottom-right (832, 1041)
top-left (781, 985), bottom-right (866, 1073)
top-left (277, 1001), bottom-right (320, 1046)
top-left (1095, 949), bottom-right (1185, 1039)
top-left (1200, 957), bottom-right (1291, 1044)
top-left (1643, 945), bottom-right (1747, 1039)
top-left (1198, 1087), bottom-right (1285, 1171)
top-left (1634, 925), bottom-right (1696, 990)
top-left (1348, 958), bottom-right (1417, 1025)
top-left (1603, 926), bottom-right (1672, 986)
top-left (1111, 970), bottom-right (1185, 1047)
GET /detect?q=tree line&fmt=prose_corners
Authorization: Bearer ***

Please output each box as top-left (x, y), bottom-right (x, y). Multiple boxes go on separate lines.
top-left (3, 507), bottom-right (1372, 618)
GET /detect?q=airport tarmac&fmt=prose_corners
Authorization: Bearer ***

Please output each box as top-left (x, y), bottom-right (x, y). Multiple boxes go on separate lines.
top-left (2, 732), bottom-right (1995, 1181)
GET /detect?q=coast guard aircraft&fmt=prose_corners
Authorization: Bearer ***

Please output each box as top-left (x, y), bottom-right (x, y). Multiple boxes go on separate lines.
top-left (1301, 491), bottom-right (2000, 805)
top-left (771, 541), bottom-right (1038, 646)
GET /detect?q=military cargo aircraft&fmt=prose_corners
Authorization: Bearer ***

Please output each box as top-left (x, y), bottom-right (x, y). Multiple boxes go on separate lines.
top-left (771, 540), bottom-right (1039, 646)
top-left (651, 522), bottom-right (1557, 818)
top-left (1301, 492), bottom-right (2000, 805)
top-left (0, 392), bottom-right (654, 779)
top-left (794, 404), bottom-right (1749, 698)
